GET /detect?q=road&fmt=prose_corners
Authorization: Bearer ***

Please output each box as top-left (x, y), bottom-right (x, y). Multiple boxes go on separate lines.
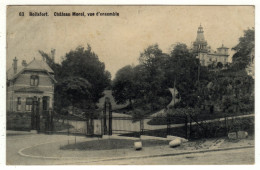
top-left (87, 147), bottom-right (254, 165)
top-left (6, 132), bottom-right (254, 165)
top-left (6, 133), bottom-right (90, 165)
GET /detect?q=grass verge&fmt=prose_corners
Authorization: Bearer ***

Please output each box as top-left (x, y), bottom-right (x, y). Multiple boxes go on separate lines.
top-left (60, 139), bottom-right (170, 150)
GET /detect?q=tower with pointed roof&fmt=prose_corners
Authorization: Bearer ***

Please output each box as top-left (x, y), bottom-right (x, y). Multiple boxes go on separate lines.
top-left (193, 24), bottom-right (208, 53)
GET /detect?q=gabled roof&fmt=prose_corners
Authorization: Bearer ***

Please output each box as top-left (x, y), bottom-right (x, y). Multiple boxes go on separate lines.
top-left (7, 59), bottom-right (56, 82)
top-left (26, 59), bottom-right (54, 73)
top-left (6, 65), bottom-right (24, 80)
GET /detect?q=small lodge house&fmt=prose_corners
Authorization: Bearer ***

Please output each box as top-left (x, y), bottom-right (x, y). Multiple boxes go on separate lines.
top-left (7, 57), bottom-right (56, 114)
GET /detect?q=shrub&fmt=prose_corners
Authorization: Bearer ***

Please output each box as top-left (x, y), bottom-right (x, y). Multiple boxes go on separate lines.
top-left (191, 116), bottom-right (254, 139)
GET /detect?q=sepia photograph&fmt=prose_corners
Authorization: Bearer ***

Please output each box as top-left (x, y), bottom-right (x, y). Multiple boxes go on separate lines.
top-left (5, 5), bottom-right (255, 165)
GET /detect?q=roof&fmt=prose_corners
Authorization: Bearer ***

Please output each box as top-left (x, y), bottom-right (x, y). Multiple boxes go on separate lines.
top-left (195, 24), bottom-right (206, 42)
top-left (7, 59), bottom-right (56, 82)
top-left (26, 59), bottom-right (53, 73)
top-left (217, 44), bottom-right (229, 49)
top-left (6, 65), bottom-right (24, 80)
top-left (196, 33), bottom-right (206, 42)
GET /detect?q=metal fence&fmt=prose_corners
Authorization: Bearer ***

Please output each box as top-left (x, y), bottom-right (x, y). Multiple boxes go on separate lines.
top-left (49, 113), bottom-right (189, 138)
top-left (48, 112), bottom-right (254, 139)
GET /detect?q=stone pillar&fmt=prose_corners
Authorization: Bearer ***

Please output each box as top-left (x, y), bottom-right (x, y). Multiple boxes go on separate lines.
top-left (38, 97), bottom-right (42, 114)
top-left (49, 96), bottom-right (52, 109)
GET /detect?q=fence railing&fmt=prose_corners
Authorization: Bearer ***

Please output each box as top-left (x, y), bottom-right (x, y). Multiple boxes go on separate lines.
top-left (47, 112), bottom-right (254, 139)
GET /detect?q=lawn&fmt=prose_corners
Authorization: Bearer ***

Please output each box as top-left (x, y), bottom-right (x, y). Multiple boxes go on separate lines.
top-left (120, 126), bottom-right (187, 138)
top-left (60, 138), bottom-right (170, 150)
top-left (121, 116), bottom-right (254, 139)
top-left (148, 111), bottom-right (253, 125)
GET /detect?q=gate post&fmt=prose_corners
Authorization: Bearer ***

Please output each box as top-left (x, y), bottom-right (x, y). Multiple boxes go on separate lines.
top-left (103, 102), bottom-right (107, 135)
top-left (103, 97), bottom-right (112, 136)
top-left (31, 107), bottom-right (35, 130)
top-left (31, 97), bottom-right (40, 131)
top-left (140, 119), bottom-right (144, 135)
top-left (36, 98), bottom-right (40, 131)
top-left (189, 115), bottom-right (192, 139)
top-left (166, 111), bottom-right (170, 136)
top-left (108, 103), bottom-right (112, 135)
top-left (50, 110), bottom-right (54, 132)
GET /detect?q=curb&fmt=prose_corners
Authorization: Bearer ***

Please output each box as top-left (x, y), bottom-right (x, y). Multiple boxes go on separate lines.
top-left (18, 137), bottom-right (95, 160)
top-left (102, 135), bottom-right (139, 140)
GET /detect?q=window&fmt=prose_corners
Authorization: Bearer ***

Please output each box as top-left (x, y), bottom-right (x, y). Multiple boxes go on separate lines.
top-left (42, 96), bottom-right (50, 111)
top-left (26, 98), bottom-right (33, 111)
top-left (17, 97), bottom-right (21, 111)
top-left (30, 75), bottom-right (39, 86)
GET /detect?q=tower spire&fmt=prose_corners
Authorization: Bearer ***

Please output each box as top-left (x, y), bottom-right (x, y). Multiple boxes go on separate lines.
top-left (193, 24), bottom-right (208, 53)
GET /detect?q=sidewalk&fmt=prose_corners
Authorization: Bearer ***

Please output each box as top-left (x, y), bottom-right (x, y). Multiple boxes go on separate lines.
top-left (7, 130), bottom-right (35, 136)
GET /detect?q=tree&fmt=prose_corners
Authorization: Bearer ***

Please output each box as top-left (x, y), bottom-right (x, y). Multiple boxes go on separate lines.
top-left (38, 49), bottom-right (64, 114)
top-left (60, 45), bottom-right (111, 103)
top-left (55, 77), bottom-right (98, 134)
top-left (112, 44), bottom-right (171, 114)
top-left (139, 44), bottom-right (164, 68)
top-left (232, 28), bottom-right (255, 70)
top-left (55, 77), bottom-right (92, 112)
top-left (164, 43), bottom-right (201, 107)
top-left (38, 50), bottom-right (62, 81)
top-left (40, 45), bottom-right (111, 119)
top-left (216, 62), bottom-right (223, 69)
top-left (203, 68), bottom-right (254, 114)
top-left (112, 65), bottom-right (135, 107)
top-left (138, 44), bottom-right (168, 110)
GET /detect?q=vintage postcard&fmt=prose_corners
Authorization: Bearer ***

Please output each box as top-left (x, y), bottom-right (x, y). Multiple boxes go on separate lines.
top-left (5, 5), bottom-right (255, 165)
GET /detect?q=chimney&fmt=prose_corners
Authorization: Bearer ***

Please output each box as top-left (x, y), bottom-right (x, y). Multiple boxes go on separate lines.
top-left (13, 57), bottom-right (18, 74)
top-left (22, 60), bottom-right (27, 67)
top-left (51, 49), bottom-right (55, 62)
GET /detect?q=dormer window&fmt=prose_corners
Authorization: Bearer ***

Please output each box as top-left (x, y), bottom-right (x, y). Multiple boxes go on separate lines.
top-left (30, 75), bottom-right (39, 86)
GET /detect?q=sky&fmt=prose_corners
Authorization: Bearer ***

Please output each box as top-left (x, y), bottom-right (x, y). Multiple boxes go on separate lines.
top-left (6, 6), bottom-right (254, 79)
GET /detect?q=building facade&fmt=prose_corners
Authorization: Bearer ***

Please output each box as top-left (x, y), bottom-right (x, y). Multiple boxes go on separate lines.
top-left (7, 57), bottom-right (56, 113)
top-left (193, 25), bottom-right (229, 67)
